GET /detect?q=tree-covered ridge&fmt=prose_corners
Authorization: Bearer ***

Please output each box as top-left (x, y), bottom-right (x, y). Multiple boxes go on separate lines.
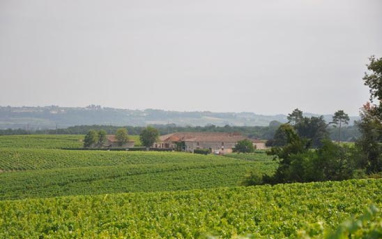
top-left (0, 105), bottom-right (359, 130)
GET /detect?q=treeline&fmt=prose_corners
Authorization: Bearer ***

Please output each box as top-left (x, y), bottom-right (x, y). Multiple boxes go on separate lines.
top-left (0, 123), bottom-right (360, 141)
top-left (242, 55), bottom-right (382, 186)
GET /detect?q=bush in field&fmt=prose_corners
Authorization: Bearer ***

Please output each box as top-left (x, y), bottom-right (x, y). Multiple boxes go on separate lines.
top-left (83, 130), bottom-right (98, 148)
top-left (194, 149), bottom-right (210, 155)
top-left (233, 139), bottom-right (254, 153)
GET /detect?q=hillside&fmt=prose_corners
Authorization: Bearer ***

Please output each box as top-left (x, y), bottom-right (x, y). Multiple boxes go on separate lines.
top-left (0, 105), bottom-right (359, 130)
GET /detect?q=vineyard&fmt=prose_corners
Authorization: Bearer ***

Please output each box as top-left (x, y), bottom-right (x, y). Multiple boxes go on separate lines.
top-left (0, 134), bottom-right (142, 149)
top-left (1, 179), bottom-right (381, 238)
top-left (0, 137), bottom-right (277, 200)
top-left (0, 135), bottom-right (381, 238)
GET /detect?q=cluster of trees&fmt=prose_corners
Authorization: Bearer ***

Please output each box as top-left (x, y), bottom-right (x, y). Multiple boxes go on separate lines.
top-left (83, 126), bottom-right (160, 149)
top-left (243, 56), bottom-right (382, 185)
top-left (83, 128), bottom-right (128, 148)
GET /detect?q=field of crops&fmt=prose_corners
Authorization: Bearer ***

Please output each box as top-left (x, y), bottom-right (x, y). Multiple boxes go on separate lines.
top-left (0, 134), bottom-right (142, 149)
top-left (0, 135), bottom-right (381, 238)
top-left (0, 139), bottom-right (277, 200)
top-left (0, 135), bottom-right (84, 149)
top-left (1, 179), bottom-right (381, 238)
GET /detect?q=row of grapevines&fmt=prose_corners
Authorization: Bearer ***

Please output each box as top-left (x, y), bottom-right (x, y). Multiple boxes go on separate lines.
top-left (0, 134), bottom-right (143, 149)
top-left (0, 160), bottom-right (276, 200)
top-left (0, 135), bottom-right (83, 149)
top-left (0, 149), bottom-right (276, 171)
top-left (0, 179), bottom-right (381, 238)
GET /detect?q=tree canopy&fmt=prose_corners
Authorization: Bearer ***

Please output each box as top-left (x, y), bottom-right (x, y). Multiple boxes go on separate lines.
top-left (140, 126), bottom-right (159, 149)
top-left (233, 139), bottom-right (254, 153)
top-left (331, 110), bottom-right (350, 143)
top-left (115, 128), bottom-right (129, 146)
top-left (356, 56), bottom-right (382, 173)
top-left (270, 109), bottom-right (329, 148)
top-left (83, 130), bottom-right (98, 148)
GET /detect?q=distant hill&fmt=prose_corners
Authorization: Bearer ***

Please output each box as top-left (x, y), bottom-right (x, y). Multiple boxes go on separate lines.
top-left (0, 105), bottom-right (358, 130)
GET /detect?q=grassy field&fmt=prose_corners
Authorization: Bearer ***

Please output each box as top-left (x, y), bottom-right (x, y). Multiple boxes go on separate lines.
top-left (0, 135), bottom-right (381, 238)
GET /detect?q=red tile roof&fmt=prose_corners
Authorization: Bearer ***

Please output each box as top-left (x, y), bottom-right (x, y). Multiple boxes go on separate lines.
top-left (159, 132), bottom-right (246, 143)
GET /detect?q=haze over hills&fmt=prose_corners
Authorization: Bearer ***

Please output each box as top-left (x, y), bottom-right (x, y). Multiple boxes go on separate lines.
top-left (0, 105), bottom-right (359, 130)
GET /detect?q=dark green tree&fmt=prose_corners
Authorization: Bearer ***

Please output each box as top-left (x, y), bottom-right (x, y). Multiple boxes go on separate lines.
top-left (271, 109), bottom-right (329, 148)
top-left (140, 126), bottom-right (159, 149)
top-left (265, 124), bottom-right (310, 184)
top-left (271, 124), bottom-right (291, 146)
top-left (233, 139), bottom-right (255, 153)
top-left (356, 56), bottom-right (382, 173)
top-left (83, 130), bottom-right (98, 148)
top-left (115, 128), bottom-right (129, 146)
top-left (287, 108), bottom-right (303, 125)
top-left (331, 110), bottom-right (350, 143)
top-left (363, 55), bottom-right (382, 103)
top-left (294, 115), bottom-right (328, 148)
top-left (313, 140), bottom-right (355, 181)
top-left (97, 130), bottom-right (107, 147)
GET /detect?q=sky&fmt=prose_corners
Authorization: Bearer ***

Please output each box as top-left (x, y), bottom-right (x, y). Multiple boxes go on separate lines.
top-left (0, 0), bottom-right (381, 116)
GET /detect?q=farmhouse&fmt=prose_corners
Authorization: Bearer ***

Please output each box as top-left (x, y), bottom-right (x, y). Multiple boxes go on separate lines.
top-left (153, 132), bottom-right (254, 154)
top-left (106, 135), bottom-right (135, 148)
top-left (252, 139), bottom-right (267, 150)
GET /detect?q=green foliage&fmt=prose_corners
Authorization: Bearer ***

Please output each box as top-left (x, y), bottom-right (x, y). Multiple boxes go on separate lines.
top-left (97, 129), bottom-right (107, 146)
top-left (140, 126), bottom-right (159, 148)
top-left (0, 179), bottom-right (381, 238)
top-left (83, 130), bottom-right (98, 148)
top-left (0, 135), bottom-right (83, 149)
top-left (240, 170), bottom-right (264, 186)
top-left (266, 128), bottom-right (355, 184)
top-left (331, 110), bottom-right (350, 143)
top-left (326, 205), bottom-right (382, 239)
top-left (363, 55), bottom-right (382, 103)
top-left (271, 124), bottom-right (295, 146)
top-left (233, 139), bottom-right (255, 153)
top-left (313, 140), bottom-right (355, 181)
top-left (271, 111), bottom-right (329, 148)
top-left (294, 115), bottom-right (328, 148)
top-left (194, 148), bottom-right (210, 155)
top-left (0, 149), bottom-right (276, 200)
top-left (356, 104), bottom-right (382, 173)
top-left (287, 108), bottom-right (303, 125)
top-left (115, 128), bottom-right (129, 146)
top-left (356, 56), bottom-right (382, 174)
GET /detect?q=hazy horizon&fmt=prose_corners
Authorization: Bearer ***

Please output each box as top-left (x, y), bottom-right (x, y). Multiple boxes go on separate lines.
top-left (1, 0), bottom-right (382, 116)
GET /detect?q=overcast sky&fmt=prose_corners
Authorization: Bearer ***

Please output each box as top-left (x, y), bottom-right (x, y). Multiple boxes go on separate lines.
top-left (1, 0), bottom-right (381, 115)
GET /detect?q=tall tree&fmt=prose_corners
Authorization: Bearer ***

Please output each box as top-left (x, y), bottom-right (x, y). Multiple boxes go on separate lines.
top-left (83, 130), bottom-right (98, 148)
top-left (357, 56), bottom-right (382, 173)
top-left (331, 110), bottom-right (350, 143)
top-left (140, 126), bottom-right (159, 149)
top-left (115, 128), bottom-right (129, 146)
top-left (363, 55), bottom-right (382, 103)
top-left (287, 108), bottom-right (303, 125)
top-left (97, 130), bottom-right (107, 147)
